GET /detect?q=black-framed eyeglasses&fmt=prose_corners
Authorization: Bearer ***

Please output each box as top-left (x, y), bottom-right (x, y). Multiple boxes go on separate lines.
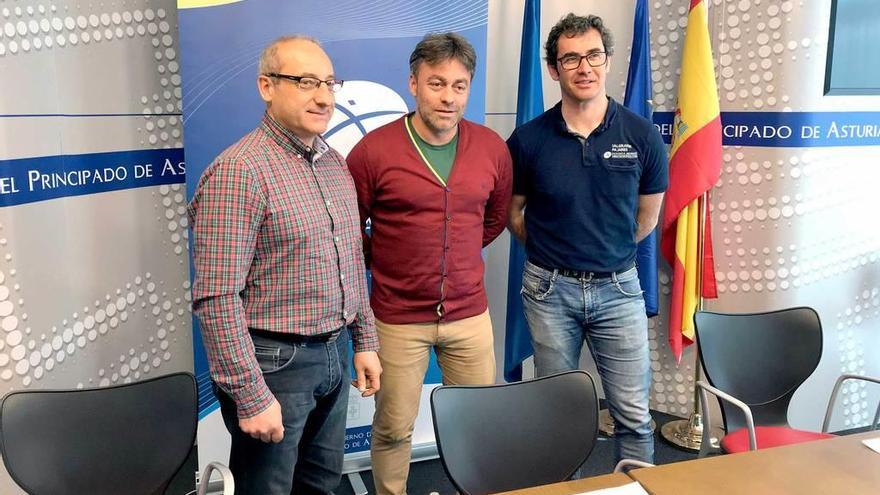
top-left (264, 73), bottom-right (344, 93)
top-left (557, 52), bottom-right (607, 70)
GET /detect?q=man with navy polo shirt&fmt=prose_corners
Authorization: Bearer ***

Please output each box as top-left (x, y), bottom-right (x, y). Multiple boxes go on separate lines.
top-left (507, 13), bottom-right (667, 465)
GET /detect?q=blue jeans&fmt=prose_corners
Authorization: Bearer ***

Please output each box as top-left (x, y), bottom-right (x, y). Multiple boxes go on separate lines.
top-left (215, 329), bottom-right (350, 494)
top-left (521, 261), bottom-right (654, 464)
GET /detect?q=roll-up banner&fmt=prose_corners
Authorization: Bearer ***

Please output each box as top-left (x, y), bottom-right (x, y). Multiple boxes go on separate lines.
top-left (0, 1), bottom-right (194, 492)
top-left (178, 0), bottom-right (489, 472)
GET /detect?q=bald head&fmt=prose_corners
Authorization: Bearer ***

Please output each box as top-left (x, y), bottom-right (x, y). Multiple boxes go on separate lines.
top-left (258, 35), bottom-right (322, 77)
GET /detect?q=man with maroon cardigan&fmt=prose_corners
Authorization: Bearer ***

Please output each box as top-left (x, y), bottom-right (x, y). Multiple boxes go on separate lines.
top-left (347, 32), bottom-right (512, 495)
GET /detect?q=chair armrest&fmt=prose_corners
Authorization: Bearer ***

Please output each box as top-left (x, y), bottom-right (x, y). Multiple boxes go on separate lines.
top-left (197, 461), bottom-right (235, 495)
top-left (822, 374), bottom-right (880, 433)
top-left (696, 380), bottom-right (757, 452)
top-left (613, 459), bottom-right (655, 473)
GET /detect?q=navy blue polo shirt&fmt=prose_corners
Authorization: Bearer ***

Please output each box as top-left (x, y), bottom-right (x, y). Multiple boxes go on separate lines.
top-left (508, 98), bottom-right (668, 273)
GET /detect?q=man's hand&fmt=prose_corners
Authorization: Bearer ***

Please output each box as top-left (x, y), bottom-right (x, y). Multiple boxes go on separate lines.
top-left (239, 398), bottom-right (284, 443)
top-left (352, 351), bottom-right (382, 397)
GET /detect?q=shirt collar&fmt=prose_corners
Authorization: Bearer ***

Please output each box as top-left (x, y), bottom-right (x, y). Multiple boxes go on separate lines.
top-left (552, 96), bottom-right (618, 136)
top-left (260, 112), bottom-right (329, 162)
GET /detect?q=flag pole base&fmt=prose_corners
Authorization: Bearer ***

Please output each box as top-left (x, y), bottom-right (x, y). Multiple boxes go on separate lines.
top-left (659, 412), bottom-right (723, 452)
top-left (598, 408), bottom-right (657, 437)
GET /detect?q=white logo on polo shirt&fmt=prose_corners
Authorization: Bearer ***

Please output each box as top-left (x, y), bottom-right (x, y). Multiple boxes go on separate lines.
top-left (606, 143), bottom-right (639, 160)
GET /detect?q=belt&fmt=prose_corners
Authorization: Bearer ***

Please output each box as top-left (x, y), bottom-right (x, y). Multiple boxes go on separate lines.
top-left (528, 259), bottom-right (635, 280)
top-left (249, 328), bottom-right (341, 344)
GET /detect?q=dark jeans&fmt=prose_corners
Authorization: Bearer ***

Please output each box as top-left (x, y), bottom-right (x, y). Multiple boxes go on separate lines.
top-left (215, 328), bottom-right (350, 495)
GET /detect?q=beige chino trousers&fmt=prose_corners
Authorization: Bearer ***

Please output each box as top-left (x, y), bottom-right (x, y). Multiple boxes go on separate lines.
top-left (370, 309), bottom-right (496, 495)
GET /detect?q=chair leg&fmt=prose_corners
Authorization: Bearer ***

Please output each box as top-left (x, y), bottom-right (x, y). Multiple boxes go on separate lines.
top-left (697, 384), bottom-right (715, 458)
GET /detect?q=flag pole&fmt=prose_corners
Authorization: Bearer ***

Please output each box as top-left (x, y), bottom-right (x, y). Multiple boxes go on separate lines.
top-left (657, 0), bottom-right (724, 453)
top-left (659, 192), bottom-right (722, 450)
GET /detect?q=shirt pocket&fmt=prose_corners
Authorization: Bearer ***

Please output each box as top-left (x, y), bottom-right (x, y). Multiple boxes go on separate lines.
top-left (599, 158), bottom-right (640, 198)
top-left (602, 158), bottom-right (639, 171)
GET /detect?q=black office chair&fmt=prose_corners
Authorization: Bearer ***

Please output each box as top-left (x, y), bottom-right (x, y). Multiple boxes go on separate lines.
top-left (430, 370), bottom-right (600, 495)
top-left (694, 307), bottom-right (880, 456)
top-left (0, 371), bottom-right (232, 495)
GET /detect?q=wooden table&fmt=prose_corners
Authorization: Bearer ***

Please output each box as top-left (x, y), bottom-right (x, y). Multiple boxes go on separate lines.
top-left (629, 431), bottom-right (880, 494)
top-left (494, 472), bottom-right (634, 495)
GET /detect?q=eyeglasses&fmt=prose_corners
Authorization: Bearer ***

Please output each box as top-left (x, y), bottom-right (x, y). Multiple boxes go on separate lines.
top-left (557, 52), bottom-right (607, 71)
top-left (264, 73), bottom-right (344, 93)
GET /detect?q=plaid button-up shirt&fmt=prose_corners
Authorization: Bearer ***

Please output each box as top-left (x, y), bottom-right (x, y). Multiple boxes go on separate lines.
top-left (189, 113), bottom-right (378, 418)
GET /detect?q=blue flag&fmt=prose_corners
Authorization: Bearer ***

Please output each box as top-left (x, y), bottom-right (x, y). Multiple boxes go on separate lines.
top-left (624, 0), bottom-right (660, 317)
top-left (503, 0), bottom-right (542, 382)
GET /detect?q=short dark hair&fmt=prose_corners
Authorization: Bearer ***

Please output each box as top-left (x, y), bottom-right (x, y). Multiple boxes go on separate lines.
top-left (409, 32), bottom-right (477, 78)
top-left (545, 13), bottom-right (614, 64)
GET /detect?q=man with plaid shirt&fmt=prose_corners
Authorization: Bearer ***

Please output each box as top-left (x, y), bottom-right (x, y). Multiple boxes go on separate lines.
top-left (189, 36), bottom-right (381, 494)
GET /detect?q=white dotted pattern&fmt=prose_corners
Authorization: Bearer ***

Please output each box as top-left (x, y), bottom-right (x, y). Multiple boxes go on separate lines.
top-left (0, 270), bottom-right (190, 388)
top-left (648, 316), bottom-right (698, 417)
top-left (834, 289), bottom-right (880, 428)
top-left (642, 1), bottom-right (875, 430)
top-left (86, 279), bottom-right (192, 387)
top-left (156, 183), bottom-right (189, 262)
top-left (712, 147), bottom-right (880, 295)
top-left (648, 0), bottom-right (811, 114)
top-left (0, 5), bottom-right (183, 149)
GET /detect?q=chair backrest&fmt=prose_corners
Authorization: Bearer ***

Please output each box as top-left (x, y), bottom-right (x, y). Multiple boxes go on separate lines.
top-left (694, 307), bottom-right (823, 432)
top-left (0, 372), bottom-right (197, 495)
top-left (430, 370), bottom-right (599, 495)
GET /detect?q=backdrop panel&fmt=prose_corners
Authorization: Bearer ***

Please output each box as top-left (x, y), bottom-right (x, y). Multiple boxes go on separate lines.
top-left (0, 0), bottom-right (194, 492)
top-left (178, 0), bottom-right (489, 471)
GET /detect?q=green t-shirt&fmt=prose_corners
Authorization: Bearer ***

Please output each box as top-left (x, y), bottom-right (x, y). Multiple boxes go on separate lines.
top-left (408, 114), bottom-right (458, 183)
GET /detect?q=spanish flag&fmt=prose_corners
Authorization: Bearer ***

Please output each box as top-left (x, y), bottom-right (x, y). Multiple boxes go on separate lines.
top-left (661, 0), bottom-right (722, 363)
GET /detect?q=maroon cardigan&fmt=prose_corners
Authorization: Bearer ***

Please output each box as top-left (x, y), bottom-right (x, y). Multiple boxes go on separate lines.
top-left (347, 115), bottom-right (512, 324)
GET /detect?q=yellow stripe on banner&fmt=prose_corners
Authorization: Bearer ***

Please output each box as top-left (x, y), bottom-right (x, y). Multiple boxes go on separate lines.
top-left (177, 0), bottom-right (243, 9)
top-left (670, 1), bottom-right (720, 158)
top-left (674, 198), bottom-right (700, 341)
